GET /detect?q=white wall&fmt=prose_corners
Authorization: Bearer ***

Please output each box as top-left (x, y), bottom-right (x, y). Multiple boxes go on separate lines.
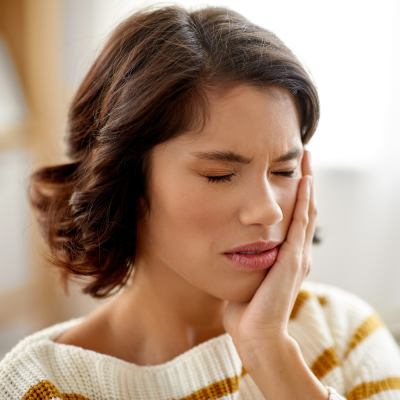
top-left (76, 0), bottom-right (399, 168)
top-left (0, 150), bottom-right (30, 292)
top-left (0, 150), bottom-right (31, 357)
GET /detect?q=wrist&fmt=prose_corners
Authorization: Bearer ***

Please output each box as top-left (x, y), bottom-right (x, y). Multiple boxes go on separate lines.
top-left (241, 333), bottom-right (297, 374)
top-left (242, 335), bottom-right (329, 400)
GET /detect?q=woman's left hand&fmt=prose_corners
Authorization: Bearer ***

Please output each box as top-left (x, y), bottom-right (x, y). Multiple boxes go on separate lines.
top-left (223, 151), bottom-right (327, 400)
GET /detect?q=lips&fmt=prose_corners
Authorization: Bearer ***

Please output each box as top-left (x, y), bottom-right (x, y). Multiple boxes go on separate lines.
top-left (224, 241), bottom-right (281, 270)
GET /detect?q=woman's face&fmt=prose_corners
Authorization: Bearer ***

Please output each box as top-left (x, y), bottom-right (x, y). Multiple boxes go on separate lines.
top-left (137, 85), bottom-right (303, 302)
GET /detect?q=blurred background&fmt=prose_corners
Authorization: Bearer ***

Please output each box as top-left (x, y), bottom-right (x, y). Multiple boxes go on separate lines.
top-left (0, 0), bottom-right (399, 358)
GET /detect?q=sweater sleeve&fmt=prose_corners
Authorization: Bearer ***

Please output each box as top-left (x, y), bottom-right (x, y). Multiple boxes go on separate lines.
top-left (342, 320), bottom-right (400, 399)
top-left (317, 284), bottom-right (400, 400)
top-left (327, 386), bottom-right (347, 399)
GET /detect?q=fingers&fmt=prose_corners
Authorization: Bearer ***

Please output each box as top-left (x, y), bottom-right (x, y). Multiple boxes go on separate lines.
top-left (266, 175), bottom-right (311, 322)
top-left (302, 151), bottom-right (316, 221)
top-left (283, 175), bottom-right (312, 253)
top-left (281, 174), bottom-right (312, 317)
top-left (302, 151), bottom-right (317, 275)
top-left (301, 149), bottom-right (312, 176)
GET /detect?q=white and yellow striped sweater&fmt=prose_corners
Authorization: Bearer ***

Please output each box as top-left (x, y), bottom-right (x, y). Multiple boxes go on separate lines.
top-left (1, 282), bottom-right (400, 400)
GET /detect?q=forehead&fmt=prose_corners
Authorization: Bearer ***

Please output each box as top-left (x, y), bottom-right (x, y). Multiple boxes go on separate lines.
top-left (158, 85), bottom-right (302, 160)
top-left (192, 85), bottom-right (300, 152)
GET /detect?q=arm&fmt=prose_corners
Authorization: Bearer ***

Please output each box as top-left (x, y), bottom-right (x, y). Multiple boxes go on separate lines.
top-left (246, 334), bottom-right (330, 399)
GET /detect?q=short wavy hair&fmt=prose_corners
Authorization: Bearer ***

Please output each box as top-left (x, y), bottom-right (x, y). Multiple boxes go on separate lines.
top-left (29, 6), bottom-right (320, 298)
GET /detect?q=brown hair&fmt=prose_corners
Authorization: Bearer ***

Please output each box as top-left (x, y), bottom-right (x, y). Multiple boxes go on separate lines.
top-left (29, 6), bottom-right (320, 298)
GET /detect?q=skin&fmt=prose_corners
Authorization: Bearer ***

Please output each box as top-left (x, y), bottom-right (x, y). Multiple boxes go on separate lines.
top-left (56, 85), bottom-right (327, 399)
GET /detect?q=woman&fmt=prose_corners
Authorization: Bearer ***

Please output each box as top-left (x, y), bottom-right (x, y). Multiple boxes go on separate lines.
top-left (1, 6), bottom-right (399, 400)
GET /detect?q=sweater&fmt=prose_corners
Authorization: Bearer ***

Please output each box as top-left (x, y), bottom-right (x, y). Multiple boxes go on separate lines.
top-left (1, 282), bottom-right (400, 400)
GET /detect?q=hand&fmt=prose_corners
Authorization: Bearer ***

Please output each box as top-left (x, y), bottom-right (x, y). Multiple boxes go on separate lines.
top-left (223, 150), bottom-right (317, 369)
top-left (222, 151), bottom-right (326, 399)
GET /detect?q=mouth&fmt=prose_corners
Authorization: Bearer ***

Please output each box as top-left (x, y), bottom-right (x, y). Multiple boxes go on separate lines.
top-left (224, 241), bottom-right (281, 270)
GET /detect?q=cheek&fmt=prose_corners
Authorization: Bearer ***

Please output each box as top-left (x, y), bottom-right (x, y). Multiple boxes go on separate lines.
top-left (144, 177), bottom-right (235, 292)
top-left (147, 175), bottom-right (229, 251)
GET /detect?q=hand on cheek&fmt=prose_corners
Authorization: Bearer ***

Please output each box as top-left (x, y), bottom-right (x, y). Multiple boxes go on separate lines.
top-left (223, 151), bottom-right (326, 400)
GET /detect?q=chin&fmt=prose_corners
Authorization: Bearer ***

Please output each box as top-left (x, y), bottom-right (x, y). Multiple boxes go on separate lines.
top-left (224, 290), bottom-right (258, 303)
top-left (213, 277), bottom-right (264, 303)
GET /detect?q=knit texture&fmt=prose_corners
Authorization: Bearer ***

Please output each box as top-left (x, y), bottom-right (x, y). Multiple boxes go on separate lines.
top-left (1, 282), bottom-right (400, 400)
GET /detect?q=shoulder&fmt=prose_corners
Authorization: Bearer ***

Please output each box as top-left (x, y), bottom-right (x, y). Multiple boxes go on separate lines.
top-left (290, 282), bottom-right (400, 398)
top-left (302, 280), bottom-right (372, 308)
top-left (289, 281), bottom-right (380, 363)
top-left (299, 282), bottom-right (400, 388)
top-left (299, 281), bottom-right (389, 355)
top-left (0, 319), bottom-right (82, 398)
top-left (301, 280), bottom-right (375, 320)
top-left (301, 280), bottom-right (376, 326)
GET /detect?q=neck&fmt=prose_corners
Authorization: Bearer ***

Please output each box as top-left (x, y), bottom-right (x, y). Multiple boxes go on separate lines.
top-left (104, 256), bottom-right (227, 365)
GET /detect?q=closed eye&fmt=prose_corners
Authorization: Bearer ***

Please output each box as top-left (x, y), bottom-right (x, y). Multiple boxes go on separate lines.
top-left (207, 174), bottom-right (235, 183)
top-left (273, 171), bottom-right (296, 178)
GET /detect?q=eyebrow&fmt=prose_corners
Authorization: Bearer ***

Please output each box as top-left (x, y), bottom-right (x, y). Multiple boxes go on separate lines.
top-left (274, 148), bottom-right (303, 163)
top-left (191, 148), bottom-right (303, 164)
top-left (191, 151), bottom-right (252, 164)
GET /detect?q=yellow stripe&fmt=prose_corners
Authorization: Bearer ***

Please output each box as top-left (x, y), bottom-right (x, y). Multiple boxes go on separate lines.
top-left (310, 347), bottom-right (340, 380)
top-left (317, 296), bottom-right (327, 306)
top-left (23, 375), bottom-right (244, 400)
top-left (345, 314), bottom-right (383, 357)
top-left (290, 290), bottom-right (312, 319)
top-left (176, 375), bottom-right (240, 400)
top-left (175, 367), bottom-right (247, 400)
top-left (22, 380), bottom-right (91, 400)
top-left (346, 377), bottom-right (400, 400)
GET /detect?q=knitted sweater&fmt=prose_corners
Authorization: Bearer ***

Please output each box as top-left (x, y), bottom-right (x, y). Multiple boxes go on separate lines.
top-left (1, 282), bottom-right (400, 400)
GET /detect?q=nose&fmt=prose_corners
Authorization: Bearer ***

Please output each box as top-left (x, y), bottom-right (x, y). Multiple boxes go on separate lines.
top-left (238, 179), bottom-right (283, 227)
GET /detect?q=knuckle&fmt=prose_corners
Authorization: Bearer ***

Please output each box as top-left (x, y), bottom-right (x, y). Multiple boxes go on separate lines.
top-left (296, 257), bottom-right (304, 270)
top-left (301, 215), bottom-right (309, 227)
top-left (312, 206), bottom-right (318, 218)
